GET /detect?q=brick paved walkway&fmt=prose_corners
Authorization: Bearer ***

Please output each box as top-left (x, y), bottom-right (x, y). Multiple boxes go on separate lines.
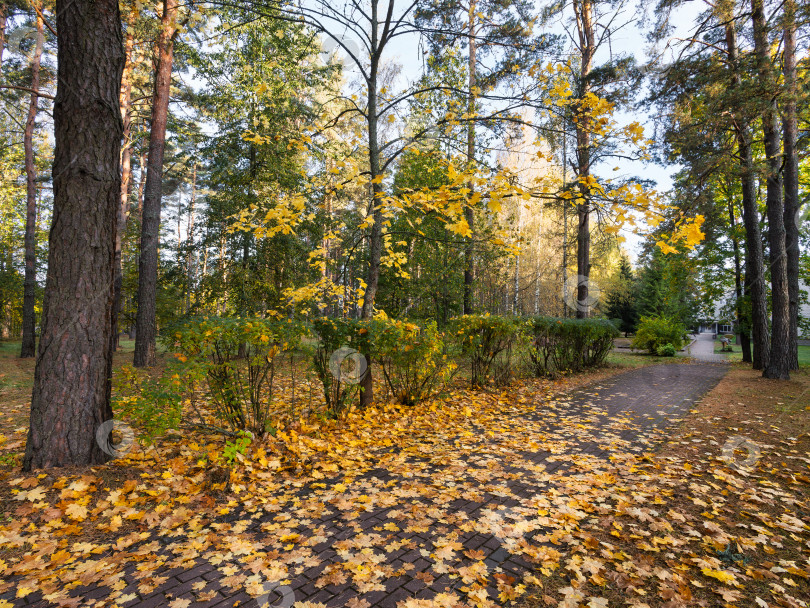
top-left (6, 362), bottom-right (728, 608)
top-left (686, 332), bottom-right (731, 363)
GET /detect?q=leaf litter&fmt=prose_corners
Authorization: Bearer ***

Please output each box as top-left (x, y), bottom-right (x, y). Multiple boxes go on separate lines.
top-left (0, 364), bottom-right (807, 608)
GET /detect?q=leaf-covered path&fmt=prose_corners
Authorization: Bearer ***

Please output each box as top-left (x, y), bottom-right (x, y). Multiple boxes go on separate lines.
top-left (4, 362), bottom-right (730, 608)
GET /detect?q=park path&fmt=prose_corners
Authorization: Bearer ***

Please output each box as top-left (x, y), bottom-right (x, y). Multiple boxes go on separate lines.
top-left (8, 358), bottom-right (729, 608)
top-left (686, 331), bottom-right (730, 363)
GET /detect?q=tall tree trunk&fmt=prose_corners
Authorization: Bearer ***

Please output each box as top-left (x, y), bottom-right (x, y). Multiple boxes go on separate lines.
top-left (112, 18), bottom-right (135, 352)
top-left (321, 164), bottom-right (331, 315)
top-left (0, 3), bottom-right (7, 73)
top-left (20, 10), bottom-right (45, 358)
top-left (136, 151), bottom-right (146, 218)
top-left (200, 225), bottom-right (209, 293)
top-left (185, 162), bottom-right (196, 313)
top-left (513, 202), bottom-right (522, 313)
top-left (359, 0), bottom-right (384, 408)
top-left (728, 196), bottom-right (751, 362)
top-left (134, 0), bottom-right (178, 367)
top-left (23, 0), bottom-right (124, 470)
top-left (725, 19), bottom-right (770, 370)
top-left (782, 0), bottom-right (799, 371)
top-left (752, 0), bottom-right (789, 380)
top-left (573, 0), bottom-right (594, 319)
top-left (219, 220), bottom-right (227, 314)
top-left (463, 0), bottom-right (476, 315)
top-left (129, 151), bottom-right (146, 336)
top-left (562, 133), bottom-right (568, 317)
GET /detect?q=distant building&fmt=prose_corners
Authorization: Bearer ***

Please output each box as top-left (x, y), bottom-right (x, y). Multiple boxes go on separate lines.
top-left (698, 320), bottom-right (733, 335)
top-left (700, 279), bottom-right (810, 339)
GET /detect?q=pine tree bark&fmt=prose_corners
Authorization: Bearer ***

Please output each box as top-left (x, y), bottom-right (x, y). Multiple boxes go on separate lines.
top-left (782, 0), bottom-right (799, 371)
top-left (20, 10), bottom-right (45, 358)
top-left (0, 4), bottom-right (7, 73)
top-left (752, 0), bottom-right (789, 380)
top-left (23, 0), bottom-right (124, 470)
top-left (725, 19), bottom-right (770, 370)
top-left (112, 17), bottom-right (135, 352)
top-left (728, 197), bottom-right (751, 362)
top-left (573, 0), bottom-right (594, 319)
top-left (134, 0), bottom-right (178, 367)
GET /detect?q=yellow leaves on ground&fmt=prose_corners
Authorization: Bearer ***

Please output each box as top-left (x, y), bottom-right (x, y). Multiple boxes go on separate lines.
top-left (702, 567), bottom-right (739, 586)
top-left (64, 503), bottom-right (88, 521)
top-left (14, 486), bottom-right (46, 502)
top-left (1, 368), bottom-right (808, 608)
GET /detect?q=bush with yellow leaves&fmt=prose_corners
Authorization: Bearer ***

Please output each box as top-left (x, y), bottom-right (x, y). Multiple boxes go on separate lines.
top-left (374, 319), bottom-right (456, 406)
top-left (168, 316), bottom-right (304, 437)
top-left (447, 314), bottom-right (526, 387)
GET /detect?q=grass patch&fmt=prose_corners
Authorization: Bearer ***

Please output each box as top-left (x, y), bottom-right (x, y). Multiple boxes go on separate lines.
top-left (605, 349), bottom-right (688, 368)
top-left (713, 341), bottom-right (810, 365)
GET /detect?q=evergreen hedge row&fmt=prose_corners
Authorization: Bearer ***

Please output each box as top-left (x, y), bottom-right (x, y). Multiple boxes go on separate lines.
top-left (527, 316), bottom-right (618, 376)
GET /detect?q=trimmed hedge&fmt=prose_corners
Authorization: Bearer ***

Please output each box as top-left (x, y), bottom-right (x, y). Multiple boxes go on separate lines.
top-left (374, 319), bottom-right (454, 406)
top-left (528, 316), bottom-right (618, 376)
top-left (154, 314), bottom-right (619, 433)
top-left (310, 317), bottom-right (369, 416)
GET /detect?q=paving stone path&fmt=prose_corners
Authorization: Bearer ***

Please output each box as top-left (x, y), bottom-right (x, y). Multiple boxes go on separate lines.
top-left (8, 357), bottom-right (728, 608)
top-left (686, 332), bottom-right (732, 363)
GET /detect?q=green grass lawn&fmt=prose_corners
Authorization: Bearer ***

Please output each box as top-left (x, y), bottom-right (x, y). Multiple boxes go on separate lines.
top-left (1, 337), bottom-right (136, 353)
top-left (712, 341), bottom-right (810, 365)
top-left (605, 349), bottom-right (687, 368)
top-left (0, 341), bottom-right (21, 356)
top-left (117, 338), bottom-right (136, 352)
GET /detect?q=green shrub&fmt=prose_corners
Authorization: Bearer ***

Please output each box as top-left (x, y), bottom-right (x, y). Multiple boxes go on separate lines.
top-left (168, 316), bottom-right (303, 436)
top-left (310, 317), bottom-right (371, 416)
top-left (447, 315), bottom-right (524, 387)
top-left (656, 343), bottom-right (677, 357)
top-left (528, 317), bottom-right (618, 376)
top-left (631, 316), bottom-right (687, 355)
top-left (374, 319), bottom-right (455, 406)
top-left (113, 360), bottom-right (193, 444)
top-left (222, 430), bottom-right (253, 465)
